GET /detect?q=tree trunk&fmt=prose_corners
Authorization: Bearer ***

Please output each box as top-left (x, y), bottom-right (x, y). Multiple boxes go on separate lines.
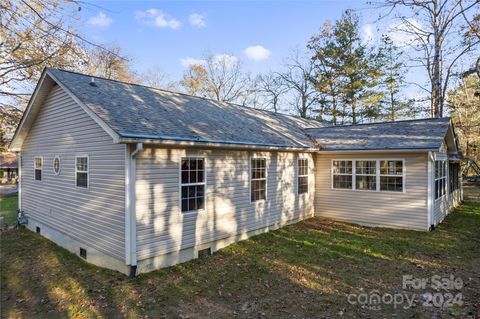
top-left (432, 0), bottom-right (443, 118)
top-left (332, 95), bottom-right (337, 125)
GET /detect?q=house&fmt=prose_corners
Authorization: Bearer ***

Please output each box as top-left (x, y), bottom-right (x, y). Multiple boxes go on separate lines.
top-left (0, 152), bottom-right (18, 183)
top-left (9, 68), bottom-right (463, 276)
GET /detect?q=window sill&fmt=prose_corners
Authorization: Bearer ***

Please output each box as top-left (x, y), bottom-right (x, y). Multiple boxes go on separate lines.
top-left (181, 209), bottom-right (205, 216)
top-left (331, 188), bottom-right (404, 194)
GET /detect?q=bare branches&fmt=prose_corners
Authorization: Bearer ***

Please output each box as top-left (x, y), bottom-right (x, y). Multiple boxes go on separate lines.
top-left (374, 0), bottom-right (480, 117)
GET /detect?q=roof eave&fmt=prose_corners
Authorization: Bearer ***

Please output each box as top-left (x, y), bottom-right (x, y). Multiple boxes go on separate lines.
top-left (118, 136), bottom-right (318, 152)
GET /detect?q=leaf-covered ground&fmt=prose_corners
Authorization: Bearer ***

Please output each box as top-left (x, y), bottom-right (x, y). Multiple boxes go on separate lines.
top-left (1, 199), bottom-right (479, 318)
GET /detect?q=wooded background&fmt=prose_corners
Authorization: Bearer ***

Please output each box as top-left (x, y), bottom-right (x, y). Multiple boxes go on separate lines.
top-left (1, 0), bottom-right (479, 162)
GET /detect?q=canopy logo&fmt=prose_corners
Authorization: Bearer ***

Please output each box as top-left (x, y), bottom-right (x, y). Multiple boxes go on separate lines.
top-left (347, 274), bottom-right (464, 310)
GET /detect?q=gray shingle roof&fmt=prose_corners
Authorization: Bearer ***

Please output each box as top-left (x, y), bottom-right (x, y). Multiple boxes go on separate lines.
top-left (305, 117), bottom-right (451, 151)
top-left (48, 68), bottom-right (324, 149)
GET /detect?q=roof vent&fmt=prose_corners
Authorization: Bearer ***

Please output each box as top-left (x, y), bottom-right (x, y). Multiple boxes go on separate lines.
top-left (89, 77), bottom-right (97, 87)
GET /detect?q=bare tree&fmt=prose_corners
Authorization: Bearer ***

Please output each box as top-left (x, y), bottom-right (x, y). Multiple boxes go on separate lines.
top-left (255, 72), bottom-right (288, 113)
top-left (0, 0), bottom-right (128, 149)
top-left (180, 64), bottom-right (208, 97)
top-left (279, 49), bottom-right (318, 118)
top-left (376, 0), bottom-right (480, 117)
top-left (180, 54), bottom-right (250, 103)
top-left (139, 67), bottom-right (178, 91)
top-left (83, 45), bottom-right (137, 83)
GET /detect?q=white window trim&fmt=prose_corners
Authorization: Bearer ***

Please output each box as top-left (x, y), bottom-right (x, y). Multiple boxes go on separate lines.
top-left (179, 156), bottom-right (206, 214)
top-left (434, 160), bottom-right (447, 201)
top-left (34, 156), bottom-right (43, 181)
top-left (52, 155), bottom-right (61, 176)
top-left (297, 157), bottom-right (309, 195)
top-left (331, 159), bottom-right (354, 190)
top-left (355, 160), bottom-right (377, 192)
top-left (331, 159), bottom-right (406, 193)
top-left (250, 156), bottom-right (267, 203)
top-left (75, 155), bottom-right (89, 189)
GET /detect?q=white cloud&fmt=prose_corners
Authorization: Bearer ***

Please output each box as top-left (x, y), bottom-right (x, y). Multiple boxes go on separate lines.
top-left (180, 54), bottom-right (238, 68)
top-left (244, 45), bottom-right (271, 61)
top-left (361, 24), bottom-right (374, 43)
top-left (189, 13), bottom-right (206, 28)
top-left (388, 19), bottom-right (426, 47)
top-left (87, 12), bottom-right (112, 27)
top-left (135, 9), bottom-right (181, 30)
top-left (180, 57), bottom-right (206, 68)
top-left (213, 53), bottom-right (238, 66)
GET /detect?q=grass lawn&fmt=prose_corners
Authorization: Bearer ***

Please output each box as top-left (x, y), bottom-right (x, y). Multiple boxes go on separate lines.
top-left (1, 200), bottom-right (479, 318)
top-left (0, 195), bottom-right (18, 224)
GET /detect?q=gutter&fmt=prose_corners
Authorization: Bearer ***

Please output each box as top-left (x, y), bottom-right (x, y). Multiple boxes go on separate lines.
top-left (315, 148), bottom-right (439, 154)
top-left (126, 142), bottom-right (143, 278)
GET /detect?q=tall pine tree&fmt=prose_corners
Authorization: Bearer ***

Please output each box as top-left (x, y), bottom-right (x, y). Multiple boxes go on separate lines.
top-left (308, 10), bottom-right (384, 124)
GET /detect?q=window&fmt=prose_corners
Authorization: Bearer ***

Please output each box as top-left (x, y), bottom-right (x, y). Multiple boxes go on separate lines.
top-left (180, 157), bottom-right (205, 212)
top-left (251, 158), bottom-right (266, 201)
top-left (298, 158), bottom-right (308, 194)
top-left (76, 156), bottom-right (89, 188)
top-left (449, 163), bottom-right (460, 193)
top-left (435, 160), bottom-right (447, 199)
top-left (380, 160), bottom-right (403, 192)
top-left (34, 157), bottom-right (42, 181)
top-left (53, 156), bottom-right (61, 175)
top-left (356, 160), bottom-right (376, 191)
top-left (332, 160), bottom-right (353, 189)
top-left (332, 159), bottom-right (404, 192)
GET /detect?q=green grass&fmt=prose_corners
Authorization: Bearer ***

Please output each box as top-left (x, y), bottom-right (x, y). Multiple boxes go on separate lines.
top-left (1, 200), bottom-right (479, 318)
top-left (0, 195), bottom-right (18, 224)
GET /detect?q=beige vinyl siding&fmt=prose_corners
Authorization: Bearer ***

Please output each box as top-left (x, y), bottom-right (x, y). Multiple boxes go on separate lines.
top-left (21, 85), bottom-right (126, 260)
top-left (135, 148), bottom-right (315, 260)
top-left (314, 153), bottom-right (429, 230)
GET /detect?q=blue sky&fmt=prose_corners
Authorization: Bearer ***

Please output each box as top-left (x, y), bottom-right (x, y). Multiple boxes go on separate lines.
top-left (79, 1), bottom-right (376, 79)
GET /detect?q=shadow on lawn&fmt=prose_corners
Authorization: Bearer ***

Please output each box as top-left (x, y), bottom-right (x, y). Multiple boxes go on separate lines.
top-left (1, 201), bottom-right (479, 318)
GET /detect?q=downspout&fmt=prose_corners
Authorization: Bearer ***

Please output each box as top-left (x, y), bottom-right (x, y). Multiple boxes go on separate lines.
top-left (17, 152), bottom-right (22, 210)
top-left (427, 151), bottom-right (434, 230)
top-left (126, 142), bottom-right (143, 278)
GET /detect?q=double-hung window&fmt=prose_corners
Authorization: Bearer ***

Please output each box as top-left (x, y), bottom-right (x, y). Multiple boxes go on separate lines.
top-left (181, 157), bottom-right (205, 212)
top-left (355, 160), bottom-right (376, 191)
top-left (435, 160), bottom-right (447, 199)
top-left (380, 160), bottom-right (403, 192)
top-left (332, 159), bottom-right (404, 192)
top-left (34, 157), bottom-right (42, 181)
top-left (76, 156), bottom-right (89, 188)
top-left (298, 158), bottom-right (308, 194)
top-left (251, 158), bottom-right (266, 201)
top-left (332, 160), bottom-right (353, 189)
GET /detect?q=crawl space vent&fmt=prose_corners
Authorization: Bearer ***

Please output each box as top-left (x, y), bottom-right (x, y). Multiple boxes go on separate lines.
top-left (36, 227), bottom-right (40, 234)
top-left (198, 247), bottom-right (211, 258)
top-left (79, 248), bottom-right (87, 259)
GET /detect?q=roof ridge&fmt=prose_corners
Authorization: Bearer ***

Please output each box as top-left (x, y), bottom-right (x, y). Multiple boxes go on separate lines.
top-left (47, 67), bottom-right (322, 126)
top-left (305, 117), bottom-right (451, 130)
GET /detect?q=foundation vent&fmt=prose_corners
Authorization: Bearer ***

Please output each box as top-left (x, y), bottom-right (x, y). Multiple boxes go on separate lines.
top-left (36, 227), bottom-right (40, 234)
top-left (80, 247), bottom-right (87, 259)
top-left (198, 247), bottom-right (212, 258)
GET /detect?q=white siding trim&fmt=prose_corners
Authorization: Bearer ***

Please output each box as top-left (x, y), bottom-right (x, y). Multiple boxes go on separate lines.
top-left (125, 145), bottom-right (132, 265)
top-left (18, 152), bottom-right (22, 210)
top-left (427, 152), bottom-right (433, 228)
